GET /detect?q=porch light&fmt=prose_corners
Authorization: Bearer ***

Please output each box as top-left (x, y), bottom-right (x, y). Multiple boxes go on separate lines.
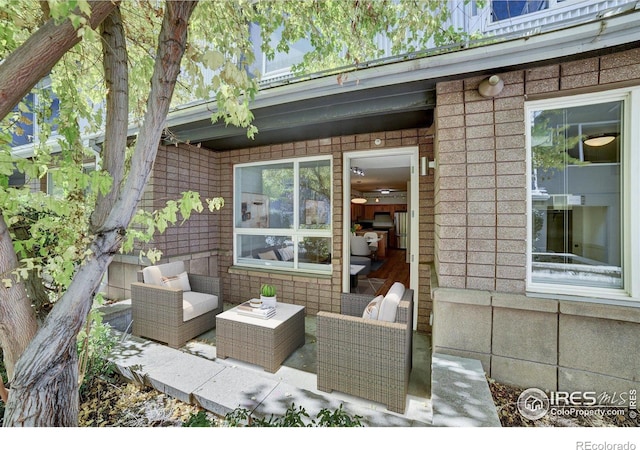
top-left (351, 197), bottom-right (367, 204)
top-left (478, 75), bottom-right (504, 98)
top-left (584, 133), bottom-right (616, 147)
top-left (351, 167), bottom-right (365, 176)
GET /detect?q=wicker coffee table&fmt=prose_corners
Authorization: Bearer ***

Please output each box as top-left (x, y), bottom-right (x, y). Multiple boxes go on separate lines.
top-left (215, 302), bottom-right (305, 373)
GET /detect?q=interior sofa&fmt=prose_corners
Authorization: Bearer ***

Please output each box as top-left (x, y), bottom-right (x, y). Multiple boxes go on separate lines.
top-left (316, 282), bottom-right (414, 413)
top-left (130, 261), bottom-right (223, 348)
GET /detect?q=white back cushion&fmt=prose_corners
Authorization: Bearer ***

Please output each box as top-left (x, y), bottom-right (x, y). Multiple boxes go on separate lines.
top-left (377, 282), bottom-right (406, 322)
top-left (142, 266), bottom-right (163, 286)
top-left (158, 261), bottom-right (186, 277)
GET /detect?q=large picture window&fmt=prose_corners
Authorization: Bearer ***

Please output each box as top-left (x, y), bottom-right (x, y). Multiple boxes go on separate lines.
top-left (234, 157), bottom-right (332, 273)
top-left (526, 90), bottom-right (639, 300)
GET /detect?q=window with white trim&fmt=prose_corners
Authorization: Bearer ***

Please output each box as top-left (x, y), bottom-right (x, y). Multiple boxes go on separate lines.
top-left (234, 157), bottom-right (332, 273)
top-left (526, 89), bottom-right (639, 301)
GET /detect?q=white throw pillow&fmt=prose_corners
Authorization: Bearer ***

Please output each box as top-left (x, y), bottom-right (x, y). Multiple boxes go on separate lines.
top-left (278, 246), bottom-right (294, 261)
top-left (377, 282), bottom-right (406, 322)
top-left (161, 271), bottom-right (191, 291)
top-left (362, 295), bottom-right (384, 320)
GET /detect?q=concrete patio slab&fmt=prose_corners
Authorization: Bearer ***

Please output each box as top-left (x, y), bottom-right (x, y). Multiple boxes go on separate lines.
top-left (191, 364), bottom-right (280, 417)
top-left (142, 352), bottom-right (227, 404)
top-left (431, 353), bottom-right (500, 427)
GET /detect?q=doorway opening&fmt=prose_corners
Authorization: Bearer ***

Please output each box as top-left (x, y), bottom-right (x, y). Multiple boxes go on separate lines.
top-left (343, 147), bottom-right (419, 329)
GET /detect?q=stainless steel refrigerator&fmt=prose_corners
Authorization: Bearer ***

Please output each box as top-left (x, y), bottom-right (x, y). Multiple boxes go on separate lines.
top-left (394, 212), bottom-right (408, 249)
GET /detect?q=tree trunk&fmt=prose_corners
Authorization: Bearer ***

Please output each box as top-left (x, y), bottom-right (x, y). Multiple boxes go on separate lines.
top-left (0, 0), bottom-right (119, 119)
top-left (90, 6), bottom-right (129, 231)
top-left (9, 223), bottom-right (51, 321)
top-left (0, 216), bottom-right (38, 382)
top-left (3, 1), bottom-right (198, 426)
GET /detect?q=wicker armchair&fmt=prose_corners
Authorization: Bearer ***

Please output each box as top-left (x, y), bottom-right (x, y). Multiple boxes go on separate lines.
top-left (130, 261), bottom-right (223, 348)
top-left (316, 287), bottom-right (414, 414)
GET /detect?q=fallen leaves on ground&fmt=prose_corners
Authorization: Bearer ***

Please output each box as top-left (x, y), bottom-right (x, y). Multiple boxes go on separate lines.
top-left (79, 376), bottom-right (220, 427)
top-left (488, 377), bottom-right (639, 427)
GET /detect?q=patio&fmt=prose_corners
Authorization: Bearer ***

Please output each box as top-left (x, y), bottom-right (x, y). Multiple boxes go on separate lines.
top-left (105, 297), bottom-right (503, 426)
top-left (104, 300), bottom-right (434, 425)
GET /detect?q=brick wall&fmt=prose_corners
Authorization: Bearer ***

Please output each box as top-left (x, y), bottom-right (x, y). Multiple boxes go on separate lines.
top-left (432, 47), bottom-right (640, 392)
top-left (216, 129), bottom-right (435, 332)
top-left (434, 47), bottom-right (640, 294)
top-left (147, 143), bottom-right (221, 256)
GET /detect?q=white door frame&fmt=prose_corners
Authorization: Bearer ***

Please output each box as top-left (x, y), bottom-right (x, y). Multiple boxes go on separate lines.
top-left (342, 147), bottom-right (420, 330)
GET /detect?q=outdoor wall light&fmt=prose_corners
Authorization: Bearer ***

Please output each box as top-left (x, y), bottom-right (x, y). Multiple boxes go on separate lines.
top-left (478, 75), bottom-right (504, 98)
top-left (351, 167), bottom-right (365, 176)
top-left (584, 133), bottom-right (616, 147)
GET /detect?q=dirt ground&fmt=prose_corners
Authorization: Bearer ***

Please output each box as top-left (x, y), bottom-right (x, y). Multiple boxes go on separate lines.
top-left (488, 378), bottom-right (639, 427)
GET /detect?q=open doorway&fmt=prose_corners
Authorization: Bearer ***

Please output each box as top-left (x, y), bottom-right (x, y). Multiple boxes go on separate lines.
top-left (343, 147), bottom-right (419, 329)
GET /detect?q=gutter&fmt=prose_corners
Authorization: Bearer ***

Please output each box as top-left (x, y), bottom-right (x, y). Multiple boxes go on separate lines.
top-left (165, 4), bottom-right (640, 130)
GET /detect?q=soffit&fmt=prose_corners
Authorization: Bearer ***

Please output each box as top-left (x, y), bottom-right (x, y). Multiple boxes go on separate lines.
top-left (161, 8), bottom-right (640, 152)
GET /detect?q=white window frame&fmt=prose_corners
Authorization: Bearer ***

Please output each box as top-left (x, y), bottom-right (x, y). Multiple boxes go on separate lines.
top-left (525, 87), bottom-right (640, 304)
top-left (233, 156), bottom-right (333, 274)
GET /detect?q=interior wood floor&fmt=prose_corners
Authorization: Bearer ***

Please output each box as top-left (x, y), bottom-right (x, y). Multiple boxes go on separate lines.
top-left (368, 248), bottom-right (410, 295)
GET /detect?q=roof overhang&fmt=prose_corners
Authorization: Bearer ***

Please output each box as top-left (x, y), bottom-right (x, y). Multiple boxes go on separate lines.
top-left (161, 4), bottom-right (640, 150)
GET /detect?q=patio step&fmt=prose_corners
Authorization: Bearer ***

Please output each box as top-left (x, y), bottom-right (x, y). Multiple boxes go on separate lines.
top-left (431, 353), bottom-right (501, 427)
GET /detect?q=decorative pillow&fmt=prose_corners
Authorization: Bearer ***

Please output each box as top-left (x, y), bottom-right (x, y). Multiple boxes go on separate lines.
top-left (278, 246), bottom-right (294, 261)
top-left (377, 282), bottom-right (406, 322)
top-left (258, 250), bottom-right (278, 260)
top-left (161, 271), bottom-right (191, 291)
top-left (362, 295), bottom-right (384, 320)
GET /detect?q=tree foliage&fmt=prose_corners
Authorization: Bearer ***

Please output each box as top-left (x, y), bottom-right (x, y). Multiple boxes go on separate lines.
top-left (0, 0), bottom-right (478, 426)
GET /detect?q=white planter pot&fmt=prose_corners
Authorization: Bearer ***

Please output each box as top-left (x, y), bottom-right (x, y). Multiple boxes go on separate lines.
top-left (260, 295), bottom-right (277, 309)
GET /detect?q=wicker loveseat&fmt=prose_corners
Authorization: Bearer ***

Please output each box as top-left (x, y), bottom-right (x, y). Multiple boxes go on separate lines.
top-left (130, 261), bottom-right (223, 348)
top-left (316, 283), bottom-right (414, 413)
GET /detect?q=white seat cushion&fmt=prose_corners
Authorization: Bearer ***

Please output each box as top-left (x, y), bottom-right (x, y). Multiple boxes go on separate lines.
top-left (182, 291), bottom-right (219, 322)
top-left (377, 282), bottom-right (406, 322)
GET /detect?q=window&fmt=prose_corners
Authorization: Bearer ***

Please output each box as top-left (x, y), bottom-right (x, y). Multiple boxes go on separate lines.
top-left (234, 157), bottom-right (332, 273)
top-left (491, 0), bottom-right (549, 21)
top-left (527, 90), bottom-right (639, 301)
top-left (249, 23), bottom-right (312, 79)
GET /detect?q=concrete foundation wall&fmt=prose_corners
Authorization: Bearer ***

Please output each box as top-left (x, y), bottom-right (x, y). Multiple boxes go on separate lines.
top-left (433, 287), bottom-right (640, 394)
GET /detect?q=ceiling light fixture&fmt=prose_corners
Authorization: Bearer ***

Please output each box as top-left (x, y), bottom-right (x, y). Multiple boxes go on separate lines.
top-left (584, 134), bottom-right (616, 147)
top-left (351, 197), bottom-right (367, 204)
top-left (351, 167), bottom-right (365, 176)
top-left (380, 189), bottom-right (390, 195)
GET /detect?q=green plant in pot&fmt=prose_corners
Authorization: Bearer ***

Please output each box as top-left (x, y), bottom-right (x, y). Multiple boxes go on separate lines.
top-left (260, 284), bottom-right (277, 309)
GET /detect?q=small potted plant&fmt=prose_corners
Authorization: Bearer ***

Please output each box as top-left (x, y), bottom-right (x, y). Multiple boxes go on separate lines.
top-left (260, 284), bottom-right (277, 309)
